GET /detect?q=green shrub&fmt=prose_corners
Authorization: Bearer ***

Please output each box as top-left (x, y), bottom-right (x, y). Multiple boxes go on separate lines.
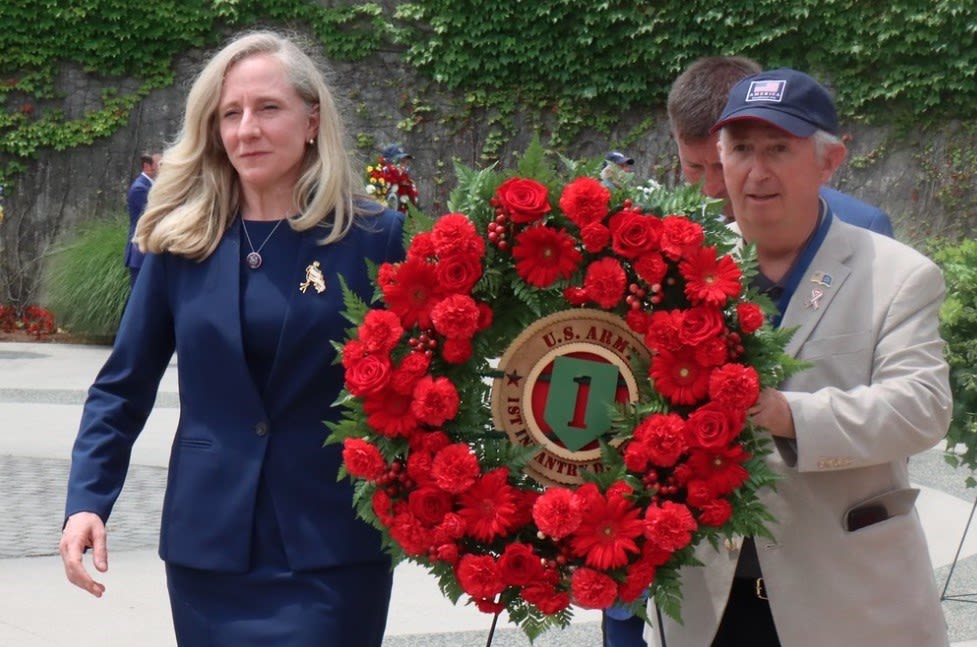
top-left (932, 238), bottom-right (977, 487)
top-left (41, 213), bottom-right (129, 339)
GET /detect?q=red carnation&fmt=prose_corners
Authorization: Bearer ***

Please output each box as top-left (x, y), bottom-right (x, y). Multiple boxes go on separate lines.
top-left (570, 567), bottom-right (618, 609)
top-left (391, 352), bottom-right (431, 395)
top-left (406, 231), bottom-right (437, 262)
top-left (632, 413), bottom-right (688, 468)
top-left (382, 257), bottom-right (441, 329)
top-left (494, 177), bottom-right (552, 224)
top-left (432, 212), bottom-right (485, 257)
top-left (625, 310), bottom-right (653, 335)
top-left (430, 443), bottom-right (480, 494)
top-left (644, 310), bottom-right (683, 353)
top-left (411, 375), bottom-right (460, 426)
top-left (736, 301), bottom-right (765, 334)
top-left (389, 512), bottom-right (434, 557)
top-left (359, 308), bottom-right (404, 354)
top-left (458, 468), bottom-right (519, 542)
top-left (372, 489), bottom-right (394, 526)
top-left (644, 501), bottom-right (697, 552)
top-left (619, 558), bottom-right (657, 604)
top-left (456, 554), bottom-right (505, 599)
top-left (697, 498), bottom-right (733, 527)
top-left (442, 337), bottom-right (473, 364)
top-left (584, 257), bottom-right (627, 309)
top-left (686, 401), bottom-right (746, 450)
top-left (523, 576), bottom-right (571, 615)
top-left (581, 222), bottom-right (611, 253)
top-left (431, 293), bottom-right (481, 340)
top-left (532, 487), bottom-right (583, 539)
top-left (680, 247), bottom-right (743, 306)
top-left (694, 336), bottom-right (729, 368)
top-left (609, 208), bottom-right (663, 259)
top-left (342, 438), bottom-right (387, 481)
top-left (708, 363), bottom-right (761, 410)
top-left (660, 216), bottom-right (705, 261)
top-left (512, 226), bottom-right (582, 287)
top-left (633, 252), bottom-right (668, 287)
top-left (406, 450), bottom-right (435, 488)
top-left (650, 346), bottom-right (711, 406)
top-left (559, 176), bottom-right (611, 228)
top-left (499, 542), bottom-right (544, 586)
top-left (563, 285), bottom-right (589, 306)
top-left (408, 486), bottom-right (455, 526)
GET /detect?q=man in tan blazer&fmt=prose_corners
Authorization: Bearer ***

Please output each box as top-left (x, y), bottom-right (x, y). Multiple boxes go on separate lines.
top-left (647, 68), bottom-right (951, 647)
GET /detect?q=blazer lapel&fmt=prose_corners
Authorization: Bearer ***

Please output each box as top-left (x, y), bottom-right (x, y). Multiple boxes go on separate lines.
top-left (780, 219), bottom-right (854, 357)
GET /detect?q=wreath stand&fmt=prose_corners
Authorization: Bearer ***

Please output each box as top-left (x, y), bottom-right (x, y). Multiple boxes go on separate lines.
top-left (940, 492), bottom-right (977, 603)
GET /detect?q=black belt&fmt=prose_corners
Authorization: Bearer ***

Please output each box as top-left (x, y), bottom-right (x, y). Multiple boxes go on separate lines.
top-left (734, 576), bottom-right (768, 600)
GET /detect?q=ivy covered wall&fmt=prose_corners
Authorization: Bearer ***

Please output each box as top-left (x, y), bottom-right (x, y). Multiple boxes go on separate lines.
top-left (1, 0), bottom-right (975, 305)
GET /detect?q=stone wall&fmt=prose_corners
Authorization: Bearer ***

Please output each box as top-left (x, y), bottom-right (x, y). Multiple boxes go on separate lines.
top-left (1, 44), bottom-right (973, 306)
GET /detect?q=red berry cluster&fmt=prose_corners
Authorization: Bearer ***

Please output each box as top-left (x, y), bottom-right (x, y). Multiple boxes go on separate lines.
top-left (486, 199), bottom-right (510, 251)
top-left (407, 330), bottom-right (438, 356)
top-left (376, 460), bottom-right (414, 497)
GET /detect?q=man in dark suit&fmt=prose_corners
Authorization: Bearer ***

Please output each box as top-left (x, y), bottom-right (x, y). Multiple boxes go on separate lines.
top-left (124, 152), bottom-right (160, 287)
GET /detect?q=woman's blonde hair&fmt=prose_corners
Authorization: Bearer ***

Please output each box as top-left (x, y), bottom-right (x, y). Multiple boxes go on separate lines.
top-left (136, 30), bottom-right (372, 259)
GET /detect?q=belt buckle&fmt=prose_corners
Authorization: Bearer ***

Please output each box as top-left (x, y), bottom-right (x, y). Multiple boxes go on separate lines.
top-left (755, 577), bottom-right (768, 600)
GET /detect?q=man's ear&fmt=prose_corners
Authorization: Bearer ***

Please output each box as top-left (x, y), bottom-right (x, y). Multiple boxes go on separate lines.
top-left (820, 142), bottom-right (847, 184)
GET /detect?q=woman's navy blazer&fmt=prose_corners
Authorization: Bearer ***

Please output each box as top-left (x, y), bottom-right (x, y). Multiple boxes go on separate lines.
top-left (65, 209), bottom-right (404, 573)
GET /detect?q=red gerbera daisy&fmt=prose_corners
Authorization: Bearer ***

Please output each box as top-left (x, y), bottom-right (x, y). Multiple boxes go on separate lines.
top-left (569, 484), bottom-right (645, 569)
top-left (686, 445), bottom-right (750, 496)
top-left (382, 257), bottom-right (441, 329)
top-left (458, 468), bottom-right (519, 542)
top-left (512, 226), bottom-right (582, 287)
top-left (680, 247), bottom-right (743, 306)
top-left (650, 346), bottom-right (711, 406)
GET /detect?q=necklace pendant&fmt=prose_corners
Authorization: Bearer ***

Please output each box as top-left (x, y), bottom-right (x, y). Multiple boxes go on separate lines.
top-left (246, 251), bottom-right (263, 269)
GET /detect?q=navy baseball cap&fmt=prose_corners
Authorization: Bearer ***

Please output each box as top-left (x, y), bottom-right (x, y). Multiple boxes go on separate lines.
top-left (381, 145), bottom-right (412, 162)
top-left (605, 151), bottom-right (634, 165)
top-left (710, 68), bottom-right (839, 137)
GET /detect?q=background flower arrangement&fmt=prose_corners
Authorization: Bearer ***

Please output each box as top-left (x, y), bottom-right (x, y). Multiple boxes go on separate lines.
top-left (329, 140), bottom-right (803, 640)
top-left (365, 153), bottom-right (420, 215)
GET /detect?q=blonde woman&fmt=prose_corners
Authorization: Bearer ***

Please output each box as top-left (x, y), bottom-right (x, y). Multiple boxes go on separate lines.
top-left (61, 30), bottom-right (403, 646)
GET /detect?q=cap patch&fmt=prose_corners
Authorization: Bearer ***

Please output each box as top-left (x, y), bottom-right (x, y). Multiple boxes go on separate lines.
top-left (745, 79), bottom-right (787, 103)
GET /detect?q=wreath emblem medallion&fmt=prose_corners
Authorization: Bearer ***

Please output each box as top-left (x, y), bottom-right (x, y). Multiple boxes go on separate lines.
top-left (492, 309), bottom-right (648, 486)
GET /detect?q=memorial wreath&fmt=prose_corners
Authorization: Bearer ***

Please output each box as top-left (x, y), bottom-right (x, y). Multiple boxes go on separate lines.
top-left (328, 141), bottom-right (802, 640)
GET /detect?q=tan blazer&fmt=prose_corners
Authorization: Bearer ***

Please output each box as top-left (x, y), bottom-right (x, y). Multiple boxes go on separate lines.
top-left (648, 217), bottom-right (951, 647)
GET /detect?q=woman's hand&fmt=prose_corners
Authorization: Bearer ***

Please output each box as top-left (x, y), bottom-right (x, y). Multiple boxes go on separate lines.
top-left (59, 511), bottom-right (109, 597)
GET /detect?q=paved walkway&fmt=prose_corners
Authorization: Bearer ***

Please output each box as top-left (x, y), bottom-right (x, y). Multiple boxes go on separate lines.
top-left (1, 342), bottom-right (975, 646)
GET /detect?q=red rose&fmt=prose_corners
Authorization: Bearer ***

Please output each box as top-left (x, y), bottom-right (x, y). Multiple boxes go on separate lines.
top-left (342, 438), bottom-right (386, 481)
top-left (678, 306), bottom-right (726, 347)
top-left (609, 208), bottom-right (662, 258)
top-left (430, 443), bottom-right (480, 494)
top-left (499, 542), bottom-right (544, 586)
top-left (408, 486), bottom-right (455, 525)
top-left (411, 375), bottom-right (460, 426)
top-left (344, 352), bottom-right (392, 397)
top-left (736, 301), bottom-right (765, 334)
top-left (685, 402), bottom-right (745, 450)
top-left (494, 177), bottom-right (552, 224)
top-left (431, 294), bottom-right (481, 340)
top-left (456, 554), bottom-right (505, 599)
top-left (435, 252), bottom-right (483, 295)
top-left (584, 257), bottom-right (627, 309)
top-left (708, 363), bottom-right (761, 410)
top-left (644, 501), bottom-right (697, 552)
top-left (570, 567), bottom-right (618, 609)
top-left (559, 176), bottom-right (611, 228)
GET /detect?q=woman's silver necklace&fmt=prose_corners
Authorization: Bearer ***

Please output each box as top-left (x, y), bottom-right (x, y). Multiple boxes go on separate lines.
top-left (241, 218), bottom-right (285, 270)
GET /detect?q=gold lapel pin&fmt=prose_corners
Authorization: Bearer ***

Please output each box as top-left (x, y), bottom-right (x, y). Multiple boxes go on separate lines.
top-left (299, 261), bottom-right (326, 294)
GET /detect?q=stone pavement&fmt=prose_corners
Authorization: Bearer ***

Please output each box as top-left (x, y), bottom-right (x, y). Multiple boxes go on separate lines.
top-left (1, 342), bottom-right (976, 646)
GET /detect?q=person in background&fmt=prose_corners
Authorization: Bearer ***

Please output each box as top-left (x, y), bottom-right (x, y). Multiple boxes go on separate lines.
top-left (647, 68), bottom-right (950, 647)
top-left (371, 144), bottom-right (418, 214)
top-left (666, 56), bottom-right (894, 237)
top-left (123, 152), bottom-right (161, 288)
top-left (60, 30), bottom-right (404, 647)
top-left (600, 150), bottom-right (635, 189)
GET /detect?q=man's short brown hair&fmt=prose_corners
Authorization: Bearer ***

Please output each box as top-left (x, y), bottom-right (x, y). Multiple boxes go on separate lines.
top-left (667, 56), bottom-right (762, 141)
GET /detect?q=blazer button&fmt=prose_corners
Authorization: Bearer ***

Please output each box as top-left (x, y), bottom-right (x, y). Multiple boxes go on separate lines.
top-left (254, 421), bottom-right (269, 437)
